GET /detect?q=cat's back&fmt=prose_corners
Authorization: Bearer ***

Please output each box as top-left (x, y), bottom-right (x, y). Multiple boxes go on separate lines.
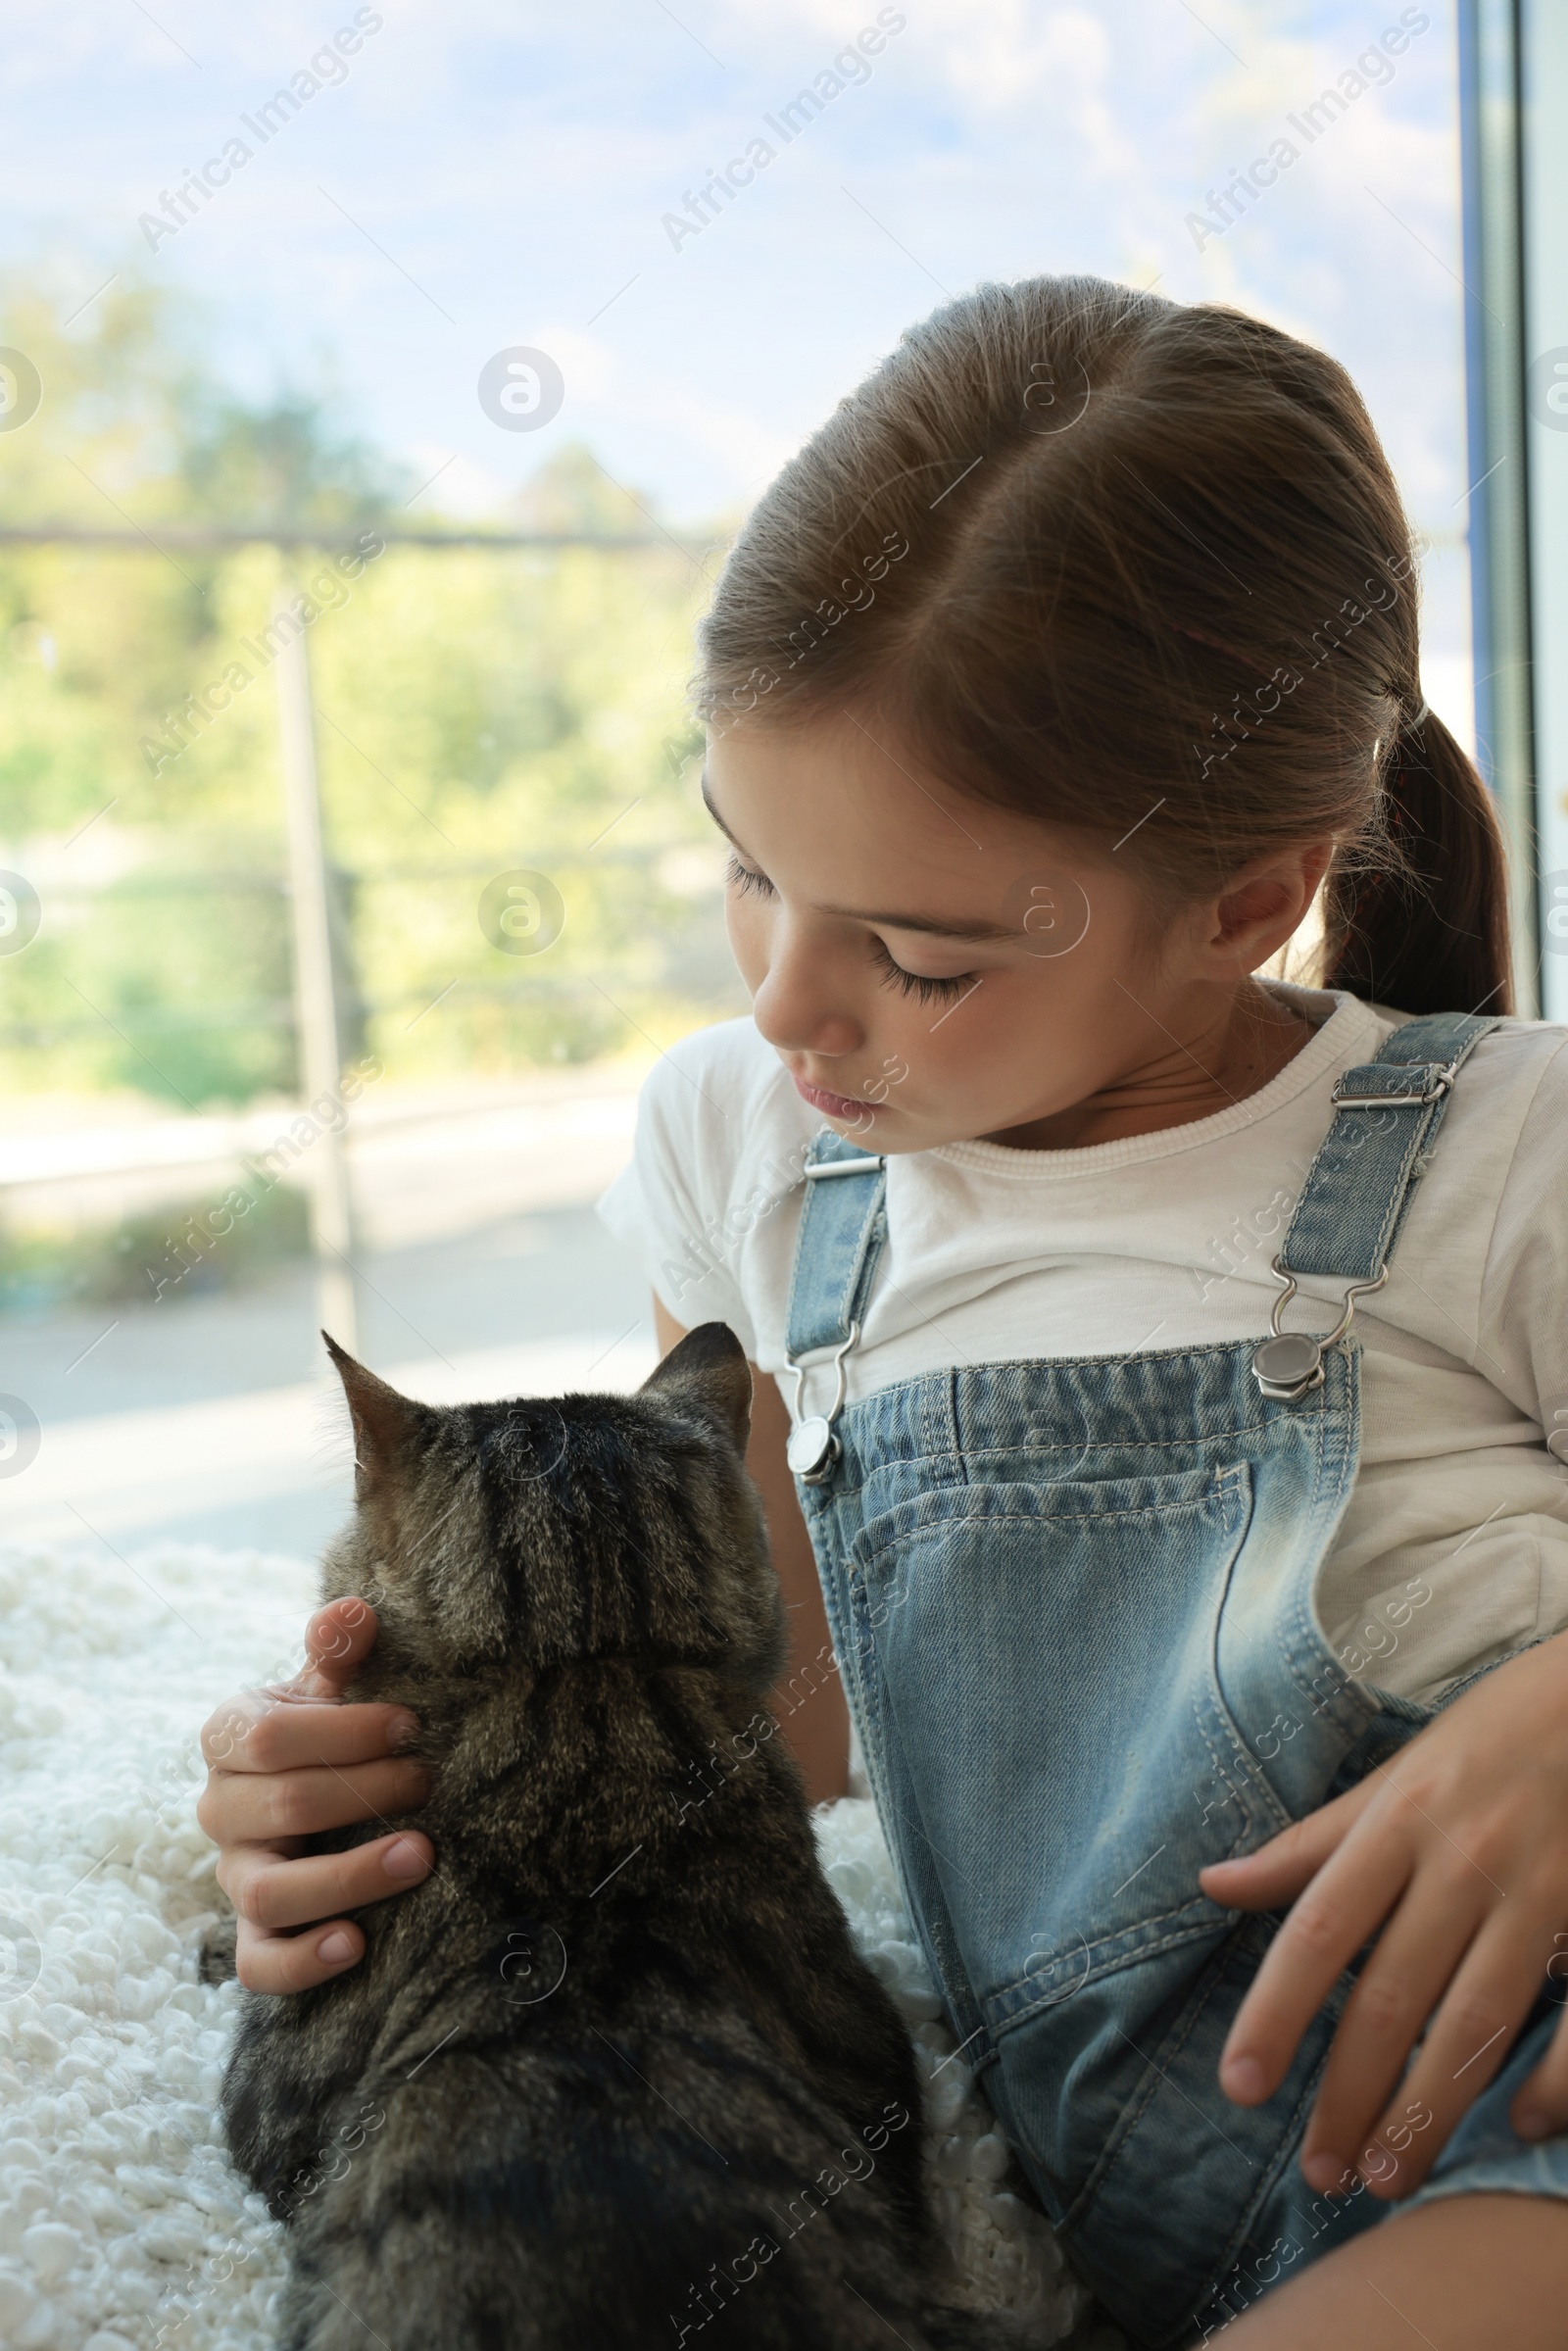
top-left (279, 1950), bottom-right (961, 2351)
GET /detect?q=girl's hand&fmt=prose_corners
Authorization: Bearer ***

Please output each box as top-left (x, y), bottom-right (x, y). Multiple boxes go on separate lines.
top-left (1200, 1628), bottom-right (1568, 2199)
top-left (196, 1596), bottom-right (434, 1994)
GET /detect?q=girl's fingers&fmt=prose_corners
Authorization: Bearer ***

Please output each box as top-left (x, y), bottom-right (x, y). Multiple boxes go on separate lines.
top-left (198, 1755), bottom-right (432, 1846)
top-left (220, 1831), bottom-right (434, 1935)
top-left (234, 1913), bottom-right (367, 1995)
top-left (296, 1596), bottom-right (382, 1698)
top-left (1200, 1780), bottom-right (1376, 1913)
top-left (201, 1696), bottom-right (418, 1777)
top-left (1216, 1819), bottom-right (1415, 2107)
top-left (199, 1597), bottom-right (389, 1766)
top-left (1359, 1915), bottom-right (1550, 2196)
top-left (1512, 1984), bottom-right (1568, 2141)
top-left (1299, 1873), bottom-right (1486, 2193)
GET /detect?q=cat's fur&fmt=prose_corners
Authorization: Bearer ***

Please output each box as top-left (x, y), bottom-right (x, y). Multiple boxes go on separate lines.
top-left (211, 1325), bottom-right (1013, 2350)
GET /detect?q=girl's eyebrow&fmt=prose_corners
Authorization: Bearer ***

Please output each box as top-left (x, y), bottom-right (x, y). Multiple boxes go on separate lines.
top-left (700, 774), bottom-right (1016, 943)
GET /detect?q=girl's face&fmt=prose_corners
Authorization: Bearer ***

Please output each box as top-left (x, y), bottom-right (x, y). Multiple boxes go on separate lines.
top-left (704, 713), bottom-right (1328, 1153)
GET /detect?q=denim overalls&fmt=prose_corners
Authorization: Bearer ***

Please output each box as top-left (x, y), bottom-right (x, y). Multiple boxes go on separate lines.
top-left (781, 1010), bottom-right (1568, 2346)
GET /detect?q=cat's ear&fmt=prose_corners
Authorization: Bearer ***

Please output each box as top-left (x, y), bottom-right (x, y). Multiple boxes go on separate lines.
top-left (640, 1321), bottom-right (753, 1455)
top-left (323, 1332), bottom-right (426, 1499)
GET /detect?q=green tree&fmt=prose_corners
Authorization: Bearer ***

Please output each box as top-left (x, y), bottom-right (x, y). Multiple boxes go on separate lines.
top-left (0, 268), bottom-right (741, 1106)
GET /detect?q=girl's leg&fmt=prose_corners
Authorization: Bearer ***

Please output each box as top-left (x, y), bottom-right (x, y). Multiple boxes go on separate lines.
top-left (1216, 2193), bottom-right (1568, 2348)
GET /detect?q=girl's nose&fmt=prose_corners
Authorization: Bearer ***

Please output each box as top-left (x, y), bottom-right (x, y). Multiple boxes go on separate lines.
top-left (751, 949), bottom-right (864, 1060)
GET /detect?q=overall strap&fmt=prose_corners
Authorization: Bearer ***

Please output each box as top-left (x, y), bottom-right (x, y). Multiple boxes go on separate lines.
top-left (1278, 1009), bottom-right (1498, 1281)
top-left (782, 1131), bottom-right (888, 1482)
top-left (1251, 1008), bottom-right (1499, 1401)
top-left (784, 1131), bottom-right (889, 1357)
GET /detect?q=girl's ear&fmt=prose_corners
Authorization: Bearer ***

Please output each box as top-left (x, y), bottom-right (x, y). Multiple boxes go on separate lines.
top-left (1208, 840), bottom-right (1333, 972)
top-left (322, 1332), bottom-right (427, 1499)
top-left (640, 1322), bottom-right (754, 1455)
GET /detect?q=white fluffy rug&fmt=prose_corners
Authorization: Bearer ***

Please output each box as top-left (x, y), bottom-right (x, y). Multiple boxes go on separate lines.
top-left (0, 1540), bottom-right (1120, 2351)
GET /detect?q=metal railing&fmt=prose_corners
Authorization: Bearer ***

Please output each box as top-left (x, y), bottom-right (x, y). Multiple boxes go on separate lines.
top-left (0, 521), bottom-right (729, 1349)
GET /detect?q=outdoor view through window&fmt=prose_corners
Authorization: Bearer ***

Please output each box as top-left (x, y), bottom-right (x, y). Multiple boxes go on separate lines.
top-left (3, 0), bottom-right (1472, 1557)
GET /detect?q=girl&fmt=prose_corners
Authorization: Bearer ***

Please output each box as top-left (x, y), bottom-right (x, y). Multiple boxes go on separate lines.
top-left (200, 278), bottom-right (1568, 2346)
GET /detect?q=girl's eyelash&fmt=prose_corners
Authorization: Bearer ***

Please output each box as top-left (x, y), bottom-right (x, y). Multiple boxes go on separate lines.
top-left (723, 851), bottom-right (973, 1003)
top-left (724, 851), bottom-right (775, 900)
top-left (868, 940), bottom-right (973, 1004)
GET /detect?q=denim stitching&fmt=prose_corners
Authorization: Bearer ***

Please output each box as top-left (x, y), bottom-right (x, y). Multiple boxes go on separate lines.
top-left (856, 1495), bottom-right (1221, 1576)
top-left (1184, 2007), bottom-right (1345, 2349)
top-left (1060, 1942), bottom-right (1240, 2239)
top-left (842, 1424), bottom-right (1291, 1480)
top-left (986, 1906), bottom-right (1241, 2032)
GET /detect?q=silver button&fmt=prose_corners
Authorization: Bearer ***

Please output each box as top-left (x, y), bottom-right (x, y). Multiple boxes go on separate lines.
top-left (1251, 1332), bottom-right (1323, 1398)
top-left (786, 1414), bottom-right (839, 1480)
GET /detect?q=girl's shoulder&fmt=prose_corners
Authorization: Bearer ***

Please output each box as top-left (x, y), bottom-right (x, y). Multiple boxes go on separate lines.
top-left (596, 1018), bottom-right (816, 1347)
top-left (642, 1010), bottom-right (791, 1101)
top-left (1389, 1004), bottom-right (1568, 1134)
top-left (1455, 1013), bottom-right (1568, 1199)
top-left (632, 1014), bottom-right (813, 1192)
top-left (1306, 988), bottom-right (1567, 1122)
top-left (1347, 998), bottom-right (1568, 1221)
top-left (1467, 1008), bottom-right (1568, 1071)
top-left (1368, 1007), bottom-right (1568, 1373)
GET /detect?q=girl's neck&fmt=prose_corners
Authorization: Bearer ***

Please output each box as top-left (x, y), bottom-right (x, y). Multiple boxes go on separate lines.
top-left (979, 978), bottom-right (1323, 1153)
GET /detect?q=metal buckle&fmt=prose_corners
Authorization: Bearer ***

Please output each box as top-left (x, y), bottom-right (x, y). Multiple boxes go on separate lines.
top-left (1251, 1259), bottom-right (1389, 1401)
top-left (784, 1322), bottom-right (859, 1483)
top-left (803, 1154), bottom-right (887, 1180)
top-left (1329, 1062), bottom-right (1455, 1111)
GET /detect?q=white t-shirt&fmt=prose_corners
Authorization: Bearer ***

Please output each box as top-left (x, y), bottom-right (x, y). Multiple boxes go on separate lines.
top-left (596, 982), bottom-right (1568, 1704)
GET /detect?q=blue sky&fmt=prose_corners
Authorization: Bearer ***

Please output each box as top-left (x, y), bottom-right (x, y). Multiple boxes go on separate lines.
top-left (2, 0), bottom-right (1476, 727)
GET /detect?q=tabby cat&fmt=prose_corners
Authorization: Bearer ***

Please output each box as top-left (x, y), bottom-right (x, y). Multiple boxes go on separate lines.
top-left (210, 1324), bottom-right (1019, 2350)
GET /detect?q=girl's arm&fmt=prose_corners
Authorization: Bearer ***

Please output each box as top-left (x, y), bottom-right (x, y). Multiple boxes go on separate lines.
top-left (1215, 2188), bottom-right (1568, 2348)
top-left (653, 1296), bottom-right (850, 1805)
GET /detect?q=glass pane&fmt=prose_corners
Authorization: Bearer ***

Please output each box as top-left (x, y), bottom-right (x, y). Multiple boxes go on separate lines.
top-left (3, 3), bottom-right (1470, 1544)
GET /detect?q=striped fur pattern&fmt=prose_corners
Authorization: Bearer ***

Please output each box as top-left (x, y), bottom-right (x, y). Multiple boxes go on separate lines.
top-left (215, 1323), bottom-right (1009, 2350)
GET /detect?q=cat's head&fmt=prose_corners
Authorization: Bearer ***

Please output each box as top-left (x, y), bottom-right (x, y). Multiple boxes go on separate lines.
top-left (318, 1323), bottom-right (784, 1700)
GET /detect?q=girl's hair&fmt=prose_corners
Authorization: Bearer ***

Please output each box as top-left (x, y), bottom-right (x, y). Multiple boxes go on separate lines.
top-left (697, 276), bottom-right (1511, 1015)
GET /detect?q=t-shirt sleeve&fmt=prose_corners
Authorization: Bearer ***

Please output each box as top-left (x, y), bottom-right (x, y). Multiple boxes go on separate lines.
top-left (1476, 1030), bottom-right (1568, 1451)
top-left (594, 1028), bottom-right (763, 1361)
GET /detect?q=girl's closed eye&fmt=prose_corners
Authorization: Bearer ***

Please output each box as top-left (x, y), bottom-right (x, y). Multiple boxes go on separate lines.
top-left (724, 851), bottom-right (974, 1002)
top-left (724, 850), bottom-right (774, 902)
top-left (868, 939), bottom-right (975, 1004)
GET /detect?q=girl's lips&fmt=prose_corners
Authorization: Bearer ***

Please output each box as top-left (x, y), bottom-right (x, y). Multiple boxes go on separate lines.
top-left (791, 1074), bottom-right (876, 1119)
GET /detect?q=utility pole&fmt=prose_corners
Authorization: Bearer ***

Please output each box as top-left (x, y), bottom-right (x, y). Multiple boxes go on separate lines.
top-left (274, 587), bottom-right (359, 1354)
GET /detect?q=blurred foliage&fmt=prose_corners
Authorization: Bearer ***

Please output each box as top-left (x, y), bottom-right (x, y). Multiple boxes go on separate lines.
top-left (0, 1178), bottom-right (311, 1316)
top-left (0, 269), bottom-right (742, 1104)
